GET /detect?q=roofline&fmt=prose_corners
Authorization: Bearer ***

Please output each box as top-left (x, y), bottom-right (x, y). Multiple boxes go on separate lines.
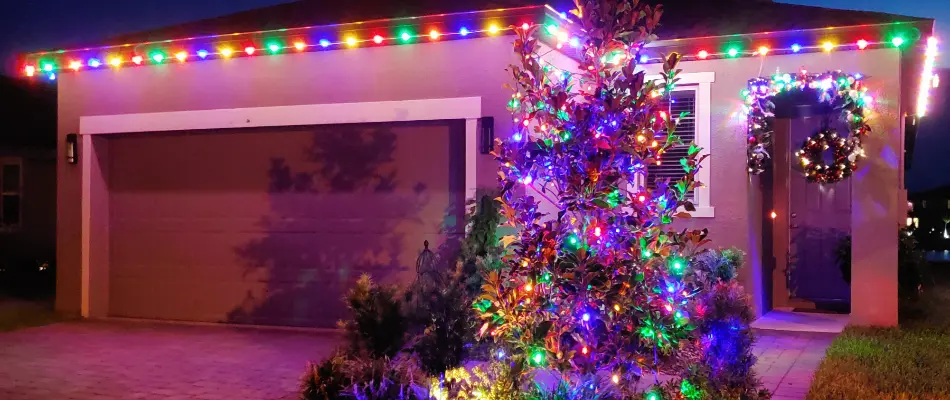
top-left (24, 4), bottom-right (549, 58)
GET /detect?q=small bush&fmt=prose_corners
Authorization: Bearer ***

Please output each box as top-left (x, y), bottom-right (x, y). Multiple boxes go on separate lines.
top-left (300, 350), bottom-right (350, 400)
top-left (687, 248), bottom-right (768, 399)
top-left (340, 274), bottom-right (408, 359)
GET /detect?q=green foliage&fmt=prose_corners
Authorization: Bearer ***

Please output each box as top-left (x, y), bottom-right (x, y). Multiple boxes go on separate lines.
top-left (685, 248), bottom-right (767, 399)
top-left (690, 248), bottom-right (744, 283)
top-left (437, 361), bottom-right (525, 400)
top-left (410, 264), bottom-right (472, 376)
top-left (340, 274), bottom-right (408, 359)
top-left (300, 350), bottom-right (350, 400)
top-left (809, 326), bottom-right (950, 399)
top-left (345, 356), bottom-right (426, 400)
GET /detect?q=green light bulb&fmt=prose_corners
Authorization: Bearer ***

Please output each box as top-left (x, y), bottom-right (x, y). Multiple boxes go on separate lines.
top-left (892, 37), bottom-right (905, 47)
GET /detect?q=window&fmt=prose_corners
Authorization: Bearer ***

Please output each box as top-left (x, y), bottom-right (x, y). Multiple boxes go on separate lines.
top-left (0, 159), bottom-right (22, 229)
top-left (648, 89), bottom-right (697, 200)
top-left (642, 71), bottom-right (714, 217)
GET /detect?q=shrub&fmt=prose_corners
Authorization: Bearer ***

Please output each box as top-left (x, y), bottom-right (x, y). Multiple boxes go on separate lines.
top-left (300, 350), bottom-right (350, 400)
top-left (340, 274), bottom-right (408, 359)
top-left (409, 265), bottom-right (471, 377)
top-left (686, 248), bottom-right (769, 399)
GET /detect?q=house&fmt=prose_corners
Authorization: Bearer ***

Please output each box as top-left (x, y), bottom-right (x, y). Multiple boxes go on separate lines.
top-left (20, 0), bottom-right (936, 328)
top-left (0, 76), bottom-right (57, 296)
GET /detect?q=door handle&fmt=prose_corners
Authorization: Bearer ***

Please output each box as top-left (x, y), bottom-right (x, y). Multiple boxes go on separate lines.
top-left (790, 213), bottom-right (798, 219)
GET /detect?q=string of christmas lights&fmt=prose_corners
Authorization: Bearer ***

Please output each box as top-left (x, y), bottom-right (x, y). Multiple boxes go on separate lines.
top-left (21, 3), bottom-right (933, 83)
top-left (743, 70), bottom-right (871, 180)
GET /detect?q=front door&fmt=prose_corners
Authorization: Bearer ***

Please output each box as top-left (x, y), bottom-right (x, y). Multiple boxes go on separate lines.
top-left (787, 116), bottom-right (851, 303)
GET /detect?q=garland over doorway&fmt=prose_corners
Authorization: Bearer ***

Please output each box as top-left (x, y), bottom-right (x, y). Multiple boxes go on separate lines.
top-left (743, 70), bottom-right (872, 183)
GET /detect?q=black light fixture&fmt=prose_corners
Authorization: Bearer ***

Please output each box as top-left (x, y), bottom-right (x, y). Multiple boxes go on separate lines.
top-left (479, 116), bottom-right (494, 154)
top-left (66, 133), bottom-right (78, 164)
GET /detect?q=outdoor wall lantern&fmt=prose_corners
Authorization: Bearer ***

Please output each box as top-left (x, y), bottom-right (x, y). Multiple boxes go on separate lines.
top-left (66, 133), bottom-right (78, 164)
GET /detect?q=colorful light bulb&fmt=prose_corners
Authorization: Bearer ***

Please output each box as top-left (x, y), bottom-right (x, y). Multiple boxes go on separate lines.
top-left (459, 27), bottom-right (470, 36)
top-left (822, 41), bottom-right (835, 52)
top-left (697, 50), bottom-right (709, 59)
top-left (319, 39), bottom-right (330, 48)
top-left (48, 73), bottom-right (56, 81)
top-left (69, 60), bottom-right (81, 71)
top-left (244, 46), bottom-right (255, 55)
top-left (24, 65), bottom-right (35, 77)
top-left (42, 63), bottom-right (54, 72)
top-left (197, 50), bottom-right (209, 58)
top-left (220, 48), bottom-right (233, 57)
top-left (373, 35), bottom-right (384, 44)
top-left (545, 25), bottom-right (558, 35)
top-left (857, 39), bottom-right (869, 49)
top-left (429, 30), bottom-right (440, 40)
top-left (87, 59), bottom-right (101, 68)
top-left (521, 23), bottom-right (530, 30)
top-left (132, 55), bottom-right (144, 65)
top-left (569, 37), bottom-right (580, 48)
top-left (295, 42), bottom-right (308, 51)
top-left (268, 43), bottom-right (281, 53)
top-left (757, 46), bottom-right (769, 55)
top-left (727, 48), bottom-right (739, 57)
top-left (892, 36), bottom-right (905, 47)
top-left (791, 43), bottom-right (802, 53)
top-left (488, 24), bottom-right (500, 34)
top-left (175, 52), bottom-right (187, 62)
top-left (110, 57), bottom-right (122, 67)
top-left (346, 37), bottom-right (358, 47)
top-left (400, 32), bottom-right (411, 42)
top-left (582, 313), bottom-right (590, 322)
top-left (152, 53), bottom-right (164, 63)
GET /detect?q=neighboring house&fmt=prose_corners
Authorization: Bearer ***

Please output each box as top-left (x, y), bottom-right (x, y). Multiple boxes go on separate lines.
top-left (0, 76), bottom-right (56, 283)
top-left (20, 0), bottom-right (936, 327)
top-left (909, 187), bottom-right (950, 251)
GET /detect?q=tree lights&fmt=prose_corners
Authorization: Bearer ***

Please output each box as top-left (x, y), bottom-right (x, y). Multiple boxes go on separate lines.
top-left (478, 0), bottom-right (710, 394)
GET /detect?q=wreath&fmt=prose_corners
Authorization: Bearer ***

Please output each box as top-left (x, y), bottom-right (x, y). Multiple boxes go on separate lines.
top-left (795, 128), bottom-right (862, 184)
top-left (743, 70), bottom-right (872, 177)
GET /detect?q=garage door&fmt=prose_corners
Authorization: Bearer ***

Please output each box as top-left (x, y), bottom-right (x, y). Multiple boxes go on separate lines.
top-left (107, 121), bottom-right (466, 327)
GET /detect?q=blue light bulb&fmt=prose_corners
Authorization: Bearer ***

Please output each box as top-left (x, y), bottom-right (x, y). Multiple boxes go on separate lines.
top-left (459, 27), bottom-right (470, 36)
top-left (582, 313), bottom-right (591, 322)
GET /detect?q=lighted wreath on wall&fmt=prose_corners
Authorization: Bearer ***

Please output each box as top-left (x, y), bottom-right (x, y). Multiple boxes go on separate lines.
top-left (743, 70), bottom-right (872, 183)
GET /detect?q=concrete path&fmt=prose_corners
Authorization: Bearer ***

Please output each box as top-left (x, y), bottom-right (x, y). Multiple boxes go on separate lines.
top-left (0, 321), bottom-right (834, 399)
top-left (753, 329), bottom-right (837, 399)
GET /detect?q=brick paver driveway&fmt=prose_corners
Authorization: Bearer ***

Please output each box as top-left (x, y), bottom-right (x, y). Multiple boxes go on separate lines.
top-left (0, 320), bottom-right (339, 400)
top-left (0, 321), bottom-right (834, 400)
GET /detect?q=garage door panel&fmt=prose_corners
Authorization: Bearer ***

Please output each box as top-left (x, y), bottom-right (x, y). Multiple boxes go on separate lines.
top-left (108, 121), bottom-right (465, 327)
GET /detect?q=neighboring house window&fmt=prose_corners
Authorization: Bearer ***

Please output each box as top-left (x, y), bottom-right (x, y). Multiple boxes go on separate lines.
top-left (0, 159), bottom-right (22, 229)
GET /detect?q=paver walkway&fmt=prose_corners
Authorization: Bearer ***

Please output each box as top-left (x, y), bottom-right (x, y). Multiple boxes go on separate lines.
top-left (0, 320), bottom-right (339, 400)
top-left (753, 329), bottom-right (838, 399)
top-left (0, 321), bottom-right (834, 399)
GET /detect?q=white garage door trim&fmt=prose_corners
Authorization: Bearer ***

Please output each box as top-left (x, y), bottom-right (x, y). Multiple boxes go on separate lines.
top-left (78, 97), bottom-right (483, 318)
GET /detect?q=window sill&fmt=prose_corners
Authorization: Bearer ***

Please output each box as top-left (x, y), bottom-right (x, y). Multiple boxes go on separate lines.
top-left (684, 206), bottom-right (715, 218)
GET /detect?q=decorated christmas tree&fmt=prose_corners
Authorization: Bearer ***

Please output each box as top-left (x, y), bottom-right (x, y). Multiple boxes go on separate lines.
top-left (476, 0), bottom-right (710, 394)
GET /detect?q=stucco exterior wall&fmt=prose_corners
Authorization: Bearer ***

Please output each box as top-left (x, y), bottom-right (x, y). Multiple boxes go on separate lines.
top-left (56, 35), bottom-right (904, 325)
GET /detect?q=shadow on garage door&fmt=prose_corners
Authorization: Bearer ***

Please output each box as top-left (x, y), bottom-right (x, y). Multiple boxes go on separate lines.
top-left (106, 120), bottom-right (467, 328)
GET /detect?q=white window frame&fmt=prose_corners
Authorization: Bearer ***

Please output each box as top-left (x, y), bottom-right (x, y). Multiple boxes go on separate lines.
top-left (644, 73), bottom-right (715, 218)
top-left (0, 157), bottom-right (23, 231)
top-left (540, 42), bottom-right (716, 218)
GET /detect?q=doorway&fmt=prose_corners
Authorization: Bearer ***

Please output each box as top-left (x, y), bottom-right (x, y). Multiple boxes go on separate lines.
top-left (769, 100), bottom-right (853, 312)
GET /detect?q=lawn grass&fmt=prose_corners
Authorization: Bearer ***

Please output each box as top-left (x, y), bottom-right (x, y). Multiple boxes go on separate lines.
top-left (808, 276), bottom-right (950, 399)
top-left (0, 298), bottom-right (63, 332)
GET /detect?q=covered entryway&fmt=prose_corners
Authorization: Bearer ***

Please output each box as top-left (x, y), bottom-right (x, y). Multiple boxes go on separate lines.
top-left (78, 98), bottom-right (483, 327)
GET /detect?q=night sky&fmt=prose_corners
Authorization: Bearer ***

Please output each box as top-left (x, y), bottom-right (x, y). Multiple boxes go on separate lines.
top-left (0, 0), bottom-right (946, 189)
